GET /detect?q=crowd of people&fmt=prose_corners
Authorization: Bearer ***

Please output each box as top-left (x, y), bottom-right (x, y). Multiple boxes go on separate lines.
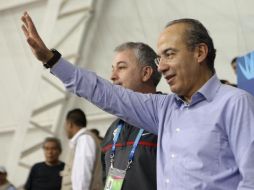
top-left (1, 11), bottom-right (253, 190)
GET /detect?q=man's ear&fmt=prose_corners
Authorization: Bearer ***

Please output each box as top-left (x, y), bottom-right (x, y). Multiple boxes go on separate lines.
top-left (141, 66), bottom-right (153, 82)
top-left (195, 43), bottom-right (208, 64)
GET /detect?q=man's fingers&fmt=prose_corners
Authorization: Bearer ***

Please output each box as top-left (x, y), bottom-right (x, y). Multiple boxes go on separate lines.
top-left (21, 25), bottom-right (29, 38)
top-left (22, 11), bottom-right (50, 62)
top-left (27, 37), bottom-right (38, 49)
top-left (25, 13), bottom-right (39, 36)
top-left (21, 15), bottom-right (28, 28)
top-left (21, 12), bottom-right (30, 29)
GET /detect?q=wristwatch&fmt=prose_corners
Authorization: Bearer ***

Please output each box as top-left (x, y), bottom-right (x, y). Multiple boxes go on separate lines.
top-left (43, 49), bottom-right (62, 69)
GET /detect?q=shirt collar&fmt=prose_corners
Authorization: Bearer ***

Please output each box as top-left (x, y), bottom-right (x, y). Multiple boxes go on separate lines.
top-left (69, 128), bottom-right (87, 148)
top-left (197, 74), bottom-right (221, 102)
top-left (174, 74), bottom-right (221, 107)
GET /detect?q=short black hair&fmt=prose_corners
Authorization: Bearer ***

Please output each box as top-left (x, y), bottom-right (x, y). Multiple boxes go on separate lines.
top-left (90, 128), bottom-right (100, 136)
top-left (231, 57), bottom-right (237, 65)
top-left (42, 137), bottom-right (62, 153)
top-left (66, 108), bottom-right (87, 128)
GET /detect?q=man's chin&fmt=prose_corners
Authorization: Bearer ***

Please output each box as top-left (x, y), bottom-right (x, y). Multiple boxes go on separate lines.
top-left (170, 85), bottom-right (180, 94)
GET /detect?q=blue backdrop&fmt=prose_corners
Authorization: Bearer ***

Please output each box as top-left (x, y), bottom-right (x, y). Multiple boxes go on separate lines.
top-left (237, 51), bottom-right (254, 96)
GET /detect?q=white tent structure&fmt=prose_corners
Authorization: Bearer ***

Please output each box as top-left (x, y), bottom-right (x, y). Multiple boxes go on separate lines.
top-left (0, 0), bottom-right (253, 187)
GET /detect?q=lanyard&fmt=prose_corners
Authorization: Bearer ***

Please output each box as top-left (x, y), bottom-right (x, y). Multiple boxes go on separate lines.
top-left (110, 120), bottom-right (144, 170)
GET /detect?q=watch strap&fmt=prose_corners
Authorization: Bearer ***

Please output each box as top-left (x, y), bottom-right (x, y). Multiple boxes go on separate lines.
top-left (43, 49), bottom-right (62, 69)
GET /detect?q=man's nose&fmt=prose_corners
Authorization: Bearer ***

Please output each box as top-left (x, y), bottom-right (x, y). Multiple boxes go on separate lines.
top-left (110, 70), bottom-right (118, 81)
top-left (157, 60), bottom-right (168, 73)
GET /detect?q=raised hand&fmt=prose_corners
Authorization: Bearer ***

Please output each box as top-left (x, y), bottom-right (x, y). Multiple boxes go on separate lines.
top-left (21, 12), bottom-right (53, 63)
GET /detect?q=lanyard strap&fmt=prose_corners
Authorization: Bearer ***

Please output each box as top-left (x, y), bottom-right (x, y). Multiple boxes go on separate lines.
top-left (111, 120), bottom-right (123, 156)
top-left (128, 128), bottom-right (144, 161)
top-left (110, 120), bottom-right (144, 170)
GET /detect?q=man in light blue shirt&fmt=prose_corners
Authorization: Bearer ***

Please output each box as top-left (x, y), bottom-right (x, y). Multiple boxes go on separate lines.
top-left (21, 12), bottom-right (254, 190)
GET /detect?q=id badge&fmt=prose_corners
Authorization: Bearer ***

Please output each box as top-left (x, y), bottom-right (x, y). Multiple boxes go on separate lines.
top-left (104, 167), bottom-right (126, 190)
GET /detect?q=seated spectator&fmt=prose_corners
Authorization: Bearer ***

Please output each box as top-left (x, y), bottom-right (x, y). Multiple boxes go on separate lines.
top-left (0, 166), bottom-right (16, 190)
top-left (24, 137), bottom-right (65, 190)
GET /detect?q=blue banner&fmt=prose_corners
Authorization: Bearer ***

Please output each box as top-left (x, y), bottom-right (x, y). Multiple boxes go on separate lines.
top-left (237, 51), bottom-right (254, 96)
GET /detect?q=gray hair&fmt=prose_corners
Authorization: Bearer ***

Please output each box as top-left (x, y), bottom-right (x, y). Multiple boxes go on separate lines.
top-left (114, 42), bottom-right (162, 87)
top-left (42, 137), bottom-right (62, 153)
top-left (166, 19), bottom-right (216, 74)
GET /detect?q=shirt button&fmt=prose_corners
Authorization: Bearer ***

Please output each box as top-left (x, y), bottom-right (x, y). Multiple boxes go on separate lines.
top-left (165, 179), bottom-right (170, 183)
top-left (171, 154), bottom-right (176, 158)
top-left (176, 128), bottom-right (180, 132)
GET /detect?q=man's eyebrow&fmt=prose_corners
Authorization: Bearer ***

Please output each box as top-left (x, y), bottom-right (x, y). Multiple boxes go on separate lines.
top-left (112, 61), bottom-right (128, 68)
top-left (157, 48), bottom-right (178, 59)
top-left (162, 48), bottom-right (177, 55)
top-left (116, 61), bottom-right (127, 65)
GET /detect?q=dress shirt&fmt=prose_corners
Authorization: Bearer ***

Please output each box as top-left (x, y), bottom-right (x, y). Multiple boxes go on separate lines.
top-left (52, 58), bottom-right (254, 190)
top-left (70, 128), bottom-right (96, 190)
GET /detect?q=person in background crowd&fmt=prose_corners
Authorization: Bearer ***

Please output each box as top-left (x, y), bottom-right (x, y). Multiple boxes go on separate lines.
top-left (231, 57), bottom-right (237, 74)
top-left (61, 109), bottom-right (103, 190)
top-left (90, 129), bottom-right (103, 143)
top-left (24, 137), bottom-right (65, 190)
top-left (220, 79), bottom-right (237, 87)
top-left (0, 166), bottom-right (16, 190)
